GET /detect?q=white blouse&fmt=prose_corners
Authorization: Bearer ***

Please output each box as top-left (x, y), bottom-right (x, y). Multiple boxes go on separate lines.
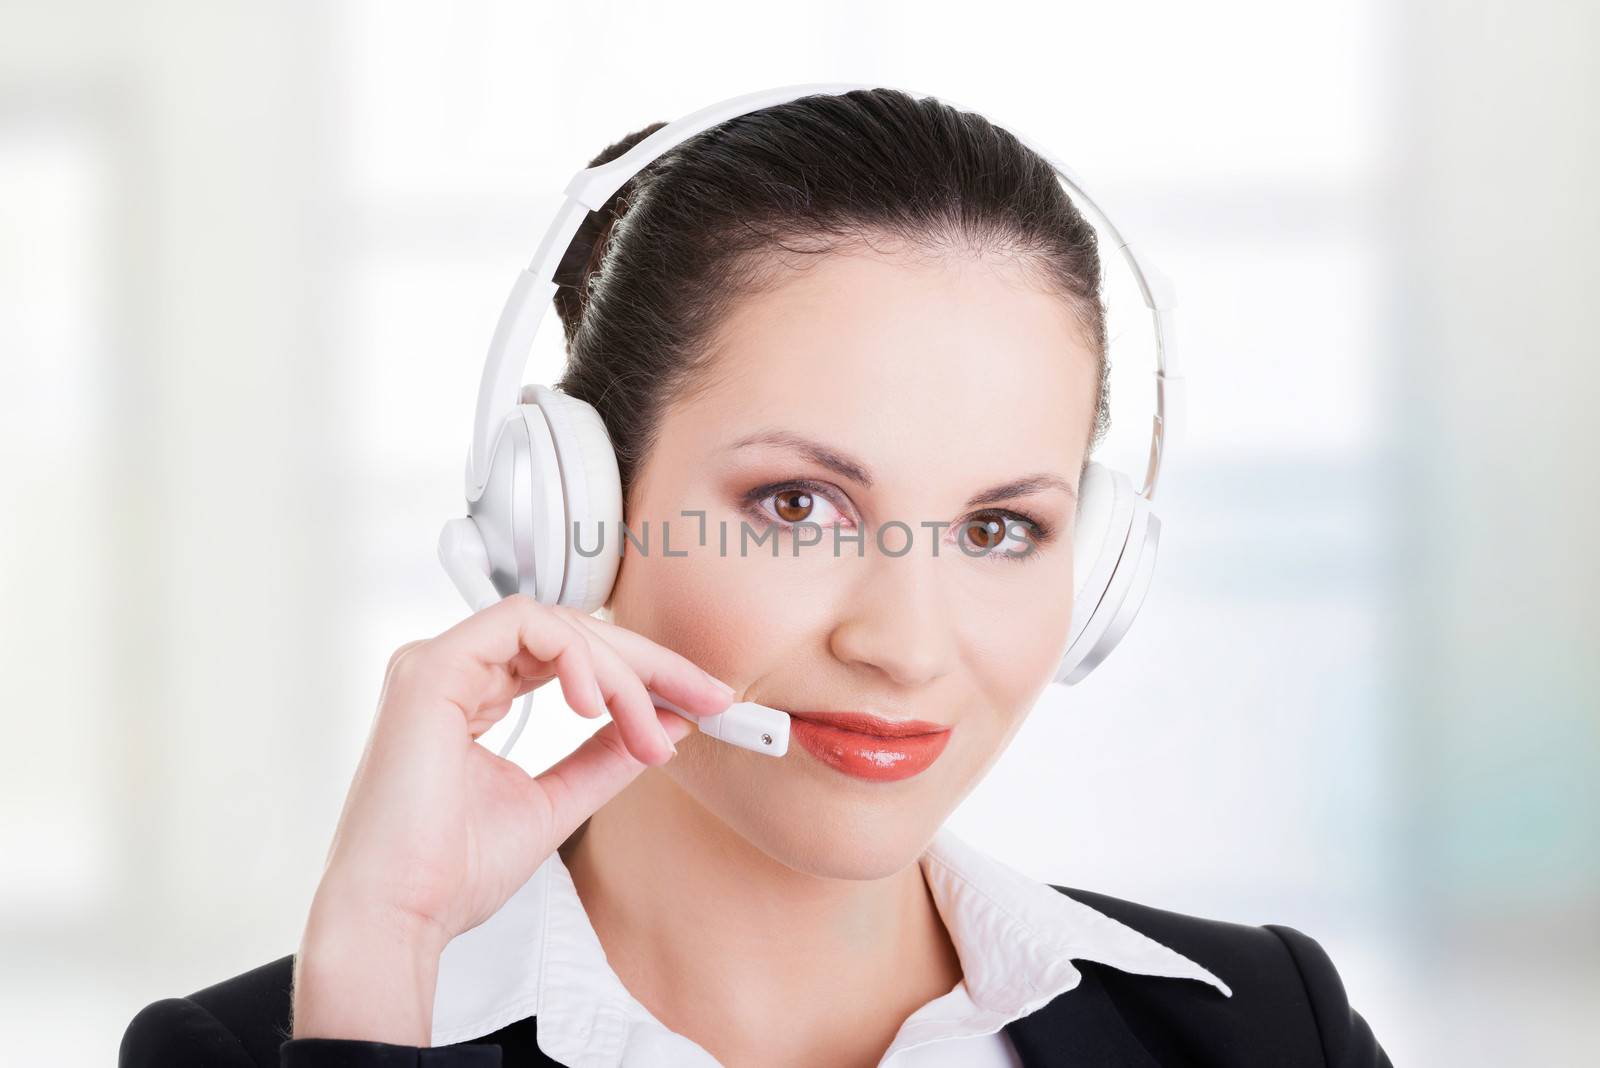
top-left (427, 823), bottom-right (1232, 1066)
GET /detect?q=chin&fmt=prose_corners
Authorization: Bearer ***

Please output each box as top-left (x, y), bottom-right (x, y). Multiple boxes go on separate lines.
top-left (761, 816), bottom-right (935, 881)
top-left (676, 758), bottom-right (955, 882)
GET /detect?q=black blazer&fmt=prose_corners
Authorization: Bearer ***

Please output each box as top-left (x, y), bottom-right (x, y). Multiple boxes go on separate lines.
top-left (121, 883), bottom-right (1393, 1067)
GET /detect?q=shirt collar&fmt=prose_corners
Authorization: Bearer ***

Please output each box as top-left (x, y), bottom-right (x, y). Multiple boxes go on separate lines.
top-left (428, 823), bottom-right (1231, 1062)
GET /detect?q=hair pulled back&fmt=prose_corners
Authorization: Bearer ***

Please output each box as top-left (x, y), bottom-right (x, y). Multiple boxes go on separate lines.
top-left (551, 88), bottom-right (1111, 505)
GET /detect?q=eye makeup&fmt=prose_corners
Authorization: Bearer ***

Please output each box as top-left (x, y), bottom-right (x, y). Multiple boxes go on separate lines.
top-left (734, 477), bottom-right (1058, 562)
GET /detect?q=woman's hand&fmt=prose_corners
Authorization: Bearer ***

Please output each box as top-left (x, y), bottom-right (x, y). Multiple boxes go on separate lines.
top-left (290, 593), bottom-right (736, 1046)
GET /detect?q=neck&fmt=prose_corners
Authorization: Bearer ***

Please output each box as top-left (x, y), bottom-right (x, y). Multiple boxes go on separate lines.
top-left (558, 766), bottom-right (963, 1066)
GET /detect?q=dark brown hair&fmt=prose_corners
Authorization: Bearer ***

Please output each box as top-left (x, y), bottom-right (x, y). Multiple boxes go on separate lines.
top-left (552, 88), bottom-right (1110, 508)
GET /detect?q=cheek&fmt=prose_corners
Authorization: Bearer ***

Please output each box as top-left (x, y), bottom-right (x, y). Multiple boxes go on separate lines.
top-left (961, 558), bottom-right (1077, 707)
top-left (949, 581), bottom-right (1070, 781)
top-left (1013, 581), bottom-right (1073, 677)
top-left (613, 540), bottom-right (836, 685)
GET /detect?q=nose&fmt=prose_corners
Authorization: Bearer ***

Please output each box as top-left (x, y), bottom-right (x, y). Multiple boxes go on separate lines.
top-left (827, 546), bottom-right (958, 689)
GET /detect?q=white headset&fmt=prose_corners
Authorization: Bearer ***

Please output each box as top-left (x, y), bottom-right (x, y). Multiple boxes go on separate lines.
top-left (438, 82), bottom-right (1184, 757)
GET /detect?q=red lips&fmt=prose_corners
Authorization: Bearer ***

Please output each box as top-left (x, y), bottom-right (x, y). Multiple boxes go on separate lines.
top-left (783, 710), bottom-right (952, 782)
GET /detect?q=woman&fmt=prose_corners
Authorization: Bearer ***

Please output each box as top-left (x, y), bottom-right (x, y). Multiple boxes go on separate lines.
top-left (121, 88), bottom-right (1392, 1067)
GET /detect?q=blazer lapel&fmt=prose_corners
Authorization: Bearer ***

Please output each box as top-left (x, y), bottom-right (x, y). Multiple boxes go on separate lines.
top-left (1002, 962), bottom-right (1162, 1068)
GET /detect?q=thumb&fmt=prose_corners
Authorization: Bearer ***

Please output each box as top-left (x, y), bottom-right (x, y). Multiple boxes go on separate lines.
top-left (528, 709), bottom-right (690, 847)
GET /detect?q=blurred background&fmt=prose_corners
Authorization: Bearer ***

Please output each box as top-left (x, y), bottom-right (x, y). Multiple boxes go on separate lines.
top-left (3, 0), bottom-right (1596, 1063)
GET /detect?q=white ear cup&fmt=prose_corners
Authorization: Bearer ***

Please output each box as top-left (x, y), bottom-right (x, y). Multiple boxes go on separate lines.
top-left (1054, 462), bottom-right (1160, 685)
top-left (461, 387), bottom-right (623, 612)
top-left (464, 404), bottom-right (567, 604)
top-left (523, 385), bottom-right (623, 612)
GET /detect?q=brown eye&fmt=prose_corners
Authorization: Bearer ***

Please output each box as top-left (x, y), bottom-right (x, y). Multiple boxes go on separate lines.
top-left (774, 488), bottom-right (813, 523)
top-left (962, 517), bottom-right (1006, 551)
top-left (956, 513), bottom-right (1041, 559)
top-left (748, 482), bottom-right (850, 531)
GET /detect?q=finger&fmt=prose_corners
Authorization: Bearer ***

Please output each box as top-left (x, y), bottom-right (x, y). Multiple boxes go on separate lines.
top-left (565, 612), bottom-right (737, 717)
top-left (529, 710), bottom-right (685, 846)
top-left (502, 644), bottom-right (607, 721)
top-left (559, 617), bottom-right (678, 766)
top-left (462, 602), bottom-right (674, 766)
top-left (414, 596), bottom-right (608, 731)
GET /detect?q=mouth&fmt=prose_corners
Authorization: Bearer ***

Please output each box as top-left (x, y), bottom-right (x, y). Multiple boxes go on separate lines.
top-left (780, 710), bottom-right (953, 782)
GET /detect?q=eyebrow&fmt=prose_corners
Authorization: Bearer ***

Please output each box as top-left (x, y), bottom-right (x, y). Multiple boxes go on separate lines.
top-left (724, 429), bottom-right (1076, 506)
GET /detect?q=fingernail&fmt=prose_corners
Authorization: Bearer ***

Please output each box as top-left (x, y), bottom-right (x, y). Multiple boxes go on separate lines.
top-left (703, 672), bottom-right (736, 696)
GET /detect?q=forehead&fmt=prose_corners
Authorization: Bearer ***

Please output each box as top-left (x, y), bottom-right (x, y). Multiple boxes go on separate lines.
top-left (663, 247), bottom-right (1099, 488)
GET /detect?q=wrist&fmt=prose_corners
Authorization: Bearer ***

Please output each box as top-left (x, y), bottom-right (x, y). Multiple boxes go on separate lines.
top-left (292, 888), bottom-right (452, 1044)
top-left (307, 875), bottom-right (455, 958)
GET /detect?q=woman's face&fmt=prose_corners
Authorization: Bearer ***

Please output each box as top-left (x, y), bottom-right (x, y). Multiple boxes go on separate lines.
top-left (607, 244), bottom-right (1099, 880)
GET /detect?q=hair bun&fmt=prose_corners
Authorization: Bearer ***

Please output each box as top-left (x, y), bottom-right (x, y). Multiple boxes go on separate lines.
top-left (552, 121), bottom-right (669, 344)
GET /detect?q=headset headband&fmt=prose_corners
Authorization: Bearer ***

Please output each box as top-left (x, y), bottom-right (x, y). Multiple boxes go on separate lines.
top-left (465, 81), bottom-right (1184, 505)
